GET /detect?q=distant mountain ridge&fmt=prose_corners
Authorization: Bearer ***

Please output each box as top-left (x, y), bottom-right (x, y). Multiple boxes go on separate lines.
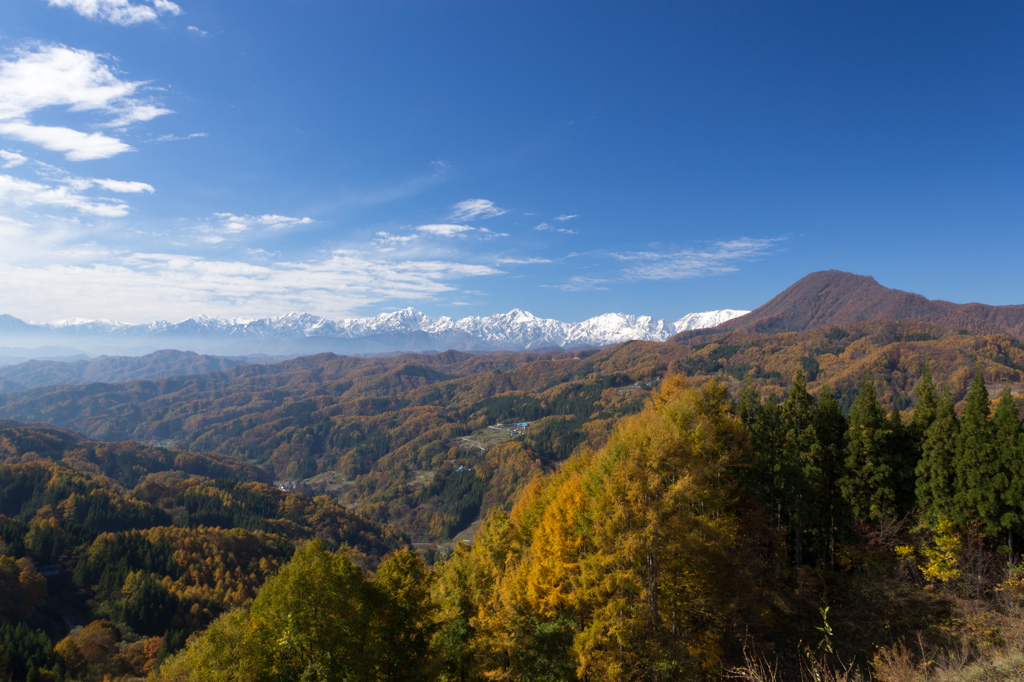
top-left (684, 270), bottom-right (1024, 340)
top-left (0, 307), bottom-right (748, 357)
top-left (0, 349), bottom-right (258, 391)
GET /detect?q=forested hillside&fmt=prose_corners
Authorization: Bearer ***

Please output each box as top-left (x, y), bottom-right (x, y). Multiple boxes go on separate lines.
top-left (1, 317), bottom-right (1024, 679)
top-left (0, 426), bottom-right (401, 680)
top-left (154, 369), bottom-right (1024, 681)
top-left (0, 320), bottom-right (1022, 546)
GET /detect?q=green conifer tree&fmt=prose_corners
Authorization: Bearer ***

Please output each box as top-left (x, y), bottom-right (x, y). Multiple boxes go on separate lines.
top-left (809, 386), bottom-right (847, 570)
top-left (916, 394), bottom-right (960, 525)
top-left (888, 408), bottom-right (919, 516)
top-left (954, 367), bottom-right (1000, 537)
top-left (840, 372), bottom-right (896, 521)
top-left (780, 371), bottom-right (815, 566)
top-left (910, 363), bottom-right (938, 434)
top-left (993, 386), bottom-right (1022, 554)
top-left (749, 394), bottom-right (786, 529)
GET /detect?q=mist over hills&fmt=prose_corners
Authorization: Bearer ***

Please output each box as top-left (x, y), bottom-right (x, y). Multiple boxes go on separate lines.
top-left (0, 349), bottom-right (263, 392)
top-left (0, 307), bottom-right (747, 359)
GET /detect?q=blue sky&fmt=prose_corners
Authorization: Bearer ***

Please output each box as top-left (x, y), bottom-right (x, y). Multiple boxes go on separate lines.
top-left (0, 1), bottom-right (1020, 324)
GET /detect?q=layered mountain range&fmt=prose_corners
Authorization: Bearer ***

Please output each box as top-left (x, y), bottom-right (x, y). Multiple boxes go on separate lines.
top-left (0, 307), bottom-right (748, 359)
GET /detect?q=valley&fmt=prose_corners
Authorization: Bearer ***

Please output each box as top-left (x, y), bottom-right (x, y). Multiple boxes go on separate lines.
top-left (2, 271), bottom-right (1024, 679)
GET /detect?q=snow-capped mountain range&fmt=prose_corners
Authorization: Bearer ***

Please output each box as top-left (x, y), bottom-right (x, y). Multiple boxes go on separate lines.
top-left (0, 308), bottom-right (748, 358)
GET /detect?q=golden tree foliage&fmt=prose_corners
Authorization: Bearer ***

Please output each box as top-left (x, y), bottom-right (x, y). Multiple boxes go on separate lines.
top-left (434, 376), bottom-right (757, 681)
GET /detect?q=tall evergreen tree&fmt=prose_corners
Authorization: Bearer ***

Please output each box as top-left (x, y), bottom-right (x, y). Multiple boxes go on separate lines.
top-left (840, 372), bottom-right (896, 522)
top-left (888, 408), bottom-right (919, 516)
top-left (993, 386), bottom-right (1023, 554)
top-left (748, 394), bottom-right (787, 530)
top-left (910, 363), bottom-right (938, 434)
top-left (916, 394), bottom-right (960, 525)
top-left (954, 367), bottom-right (1000, 537)
top-left (736, 379), bottom-right (761, 428)
top-left (808, 386), bottom-right (847, 570)
top-left (780, 371), bottom-right (815, 566)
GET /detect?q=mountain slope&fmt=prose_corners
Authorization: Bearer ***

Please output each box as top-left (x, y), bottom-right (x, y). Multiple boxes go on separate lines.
top-left (686, 270), bottom-right (1024, 339)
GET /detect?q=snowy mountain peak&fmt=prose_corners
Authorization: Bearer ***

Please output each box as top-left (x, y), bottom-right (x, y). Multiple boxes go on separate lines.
top-left (674, 309), bottom-right (749, 331)
top-left (7, 307), bottom-right (749, 356)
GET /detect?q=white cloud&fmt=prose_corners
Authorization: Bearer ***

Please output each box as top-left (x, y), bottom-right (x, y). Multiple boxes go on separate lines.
top-left (104, 103), bottom-right (172, 127)
top-left (0, 121), bottom-right (132, 161)
top-left (450, 198), bottom-right (506, 221)
top-left (193, 212), bottom-right (315, 242)
top-left (496, 257), bottom-right (551, 264)
top-left (92, 178), bottom-right (154, 193)
top-left (0, 249), bottom-right (504, 322)
top-left (535, 222), bottom-right (577, 235)
top-left (555, 214), bottom-right (579, 221)
top-left (543, 276), bottom-right (610, 292)
top-left (0, 173), bottom-right (129, 216)
top-left (477, 227), bottom-right (508, 239)
top-left (0, 44), bottom-right (170, 160)
top-left (152, 0), bottom-right (181, 13)
top-left (618, 237), bottom-right (784, 280)
top-left (417, 223), bottom-right (474, 237)
top-left (0, 150), bottom-right (27, 168)
top-left (48, 0), bottom-right (182, 26)
top-left (187, 26), bottom-right (209, 37)
top-left (256, 214), bottom-right (314, 230)
top-left (374, 231), bottom-right (419, 247)
top-left (154, 132), bottom-right (207, 142)
top-left (0, 214), bottom-right (100, 264)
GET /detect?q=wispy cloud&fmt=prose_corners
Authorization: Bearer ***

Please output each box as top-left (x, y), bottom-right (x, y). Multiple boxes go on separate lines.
top-left (335, 168), bottom-right (447, 209)
top-left (0, 173), bottom-right (130, 216)
top-left (0, 214), bottom-right (105, 264)
top-left (256, 214), bottom-right (314, 230)
top-left (450, 198), bottom-right (506, 221)
top-left (0, 150), bottom-right (156, 218)
top-left (0, 150), bottom-right (27, 168)
top-left (0, 249), bottom-right (503, 322)
top-left (374, 231), bottom-right (419, 247)
top-left (154, 132), bottom-right (207, 143)
top-left (187, 26), bottom-right (209, 37)
top-left (555, 214), bottom-right (579, 221)
top-left (417, 223), bottom-right (474, 237)
top-left (0, 121), bottom-right (132, 161)
top-left (247, 248), bottom-right (281, 259)
top-left (496, 257), bottom-right (551, 265)
top-left (48, 0), bottom-right (182, 26)
top-left (0, 44), bottom-right (171, 160)
top-left (535, 222), bottom-right (577, 235)
top-left (92, 178), bottom-right (154, 193)
top-left (616, 237), bottom-right (784, 280)
top-left (206, 212), bottom-right (313, 236)
top-left (543, 276), bottom-right (610, 292)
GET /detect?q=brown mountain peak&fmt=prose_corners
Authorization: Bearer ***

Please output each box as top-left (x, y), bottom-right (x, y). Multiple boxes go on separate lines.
top-left (684, 270), bottom-right (1024, 340)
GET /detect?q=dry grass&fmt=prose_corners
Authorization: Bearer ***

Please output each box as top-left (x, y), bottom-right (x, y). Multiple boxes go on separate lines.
top-left (728, 645), bottom-right (866, 682)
